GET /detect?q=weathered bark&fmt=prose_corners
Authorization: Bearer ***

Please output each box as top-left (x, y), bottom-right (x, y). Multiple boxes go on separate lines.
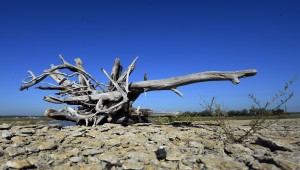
top-left (75, 58), bottom-right (88, 87)
top-left (130, 69), bottom-right (257, 91)
top-left (20, 55), bottom-right (105, 91)
top-left (20, 56), bottom-right (257, 126)
top-left (107, 58), bottom-right (122, 91)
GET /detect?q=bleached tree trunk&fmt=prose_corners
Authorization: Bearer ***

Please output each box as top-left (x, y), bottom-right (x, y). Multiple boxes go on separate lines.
top-left (20, 56), bottom-right (257, 126)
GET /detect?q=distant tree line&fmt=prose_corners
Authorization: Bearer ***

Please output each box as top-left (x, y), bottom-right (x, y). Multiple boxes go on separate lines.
top-left (178, 108), bottom-right (286, 117)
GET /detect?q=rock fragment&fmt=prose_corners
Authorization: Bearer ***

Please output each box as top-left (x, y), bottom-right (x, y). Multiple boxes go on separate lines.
top-left (38, 142), bottom-right (58, 151)
top-left (0, 123), bottom-right (12, 130)
top-left (82, 148), bottom-right (103, 156)
top-left (255, 136), bottom-right (292, 152)
top-left (1, 130), bottom-right (15, 139)
top-left (155, 146), bottom-right (167, 160)
top-left (5, 147), bottom-right (26, 157)
top-left (122, 158), bottom-right (144, 170)
top-left (6, 160), bottom-right (35, 169)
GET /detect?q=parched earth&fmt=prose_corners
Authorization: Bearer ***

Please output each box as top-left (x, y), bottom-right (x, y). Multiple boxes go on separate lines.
top-left (0, 119), bottom-right (299, 170)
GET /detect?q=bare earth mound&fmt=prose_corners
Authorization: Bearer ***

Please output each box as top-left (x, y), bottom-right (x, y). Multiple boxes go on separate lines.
top-left (0, 119), bottom-right (299, 169)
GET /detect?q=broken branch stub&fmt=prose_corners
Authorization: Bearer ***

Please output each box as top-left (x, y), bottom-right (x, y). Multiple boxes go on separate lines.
top-left (20, 56), bottom-right (257, 126)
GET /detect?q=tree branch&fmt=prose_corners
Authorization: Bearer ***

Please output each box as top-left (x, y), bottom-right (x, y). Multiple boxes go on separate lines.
top-left (44, 107), bottom-right (91, 125)
top-left (107, 58), bottom-right (121, 90)
top-left (129, 69), bottom-right (257, 92)
top-left (19, 56), bottom-right (105, 91)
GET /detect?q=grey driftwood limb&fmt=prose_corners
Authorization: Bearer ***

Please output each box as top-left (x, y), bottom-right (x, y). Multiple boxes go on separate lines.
top-left (20, 56), bottom-right (257, 126)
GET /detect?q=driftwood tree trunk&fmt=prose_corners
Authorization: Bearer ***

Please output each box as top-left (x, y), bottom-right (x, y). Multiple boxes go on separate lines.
top-left (20, 56), bottom-right (257, 126)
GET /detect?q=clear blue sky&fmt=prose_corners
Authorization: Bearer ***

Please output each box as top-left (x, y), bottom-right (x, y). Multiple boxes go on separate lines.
top-left (0, 0), bottom-right (299, 115)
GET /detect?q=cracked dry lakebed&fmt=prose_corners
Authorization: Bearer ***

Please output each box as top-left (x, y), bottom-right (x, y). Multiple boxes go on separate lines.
top-left (0, 119), bottom-right (299, 169)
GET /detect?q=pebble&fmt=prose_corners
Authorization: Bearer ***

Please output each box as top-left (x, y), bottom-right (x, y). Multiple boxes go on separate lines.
top-left (6, 160), bottom-right (35, 169)
top-left (82, 148), bottom-right (103, 156)
top-left (1, 130), bottom-right (15, 139)
top-left (122, 158), bottom-right (144, 170)
top-left (0, 124), bottom-right (12, 130)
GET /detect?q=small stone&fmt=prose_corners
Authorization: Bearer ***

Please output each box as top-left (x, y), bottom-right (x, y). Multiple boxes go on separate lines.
top-left (6, 160), bottom-right (35, 169)
top-left (48, 160), bottom-right (54, 165)
top-left (224, 144), bottom-right (258, 168)
top-left (11, 136), bottom-right (28, 147)
top-left (122, 141), bottom-right (130, 148)
top-left (112, 130), bottom-right (125, 135)
top-left (255, 136), bottom-right (292, 152)
top-left (133, 123), bottom-right (153, 126)
top-left (41, 126), bottom-right (50, 131)
top-left (82, 148), bottom-right (103, 156)
top-left (273, 151), bottom-right (300, 170)
top-left (225, 144), bottom-right (254, 155)
top-left (19, 128), bottom-right (36, 135)
top-left (155, 146), bottom-right (167, 160)
top-left (199, 155), bottom-right (248, 170)
top-left (87, 156), bottom-right (101, 164)
top-left (78, 164), bottom-right (104, 170)
top-left (70, 156), bottom-right (82, 163)
top-left (259, 163), bottom-right (280, 170)
top-left (161, 161), bottom-right (179, 169)
top-left (73, 137), bottom-right (90, 143)
top-left (53, 133), bottom-right (67, 143)
top-left (199, 138), bottom-right (224, 151)
top-left (179, 162), bottom-right (193, 170)
top-left (38, 142), bottom-right (58, 151)
top-left (70, 131), bottom-right (86, 137)
top-left (6, 147), bottom-right (26, 156)
top-left (246, 143), bottom-right (271, 157)
top-left (26, 145), bottom-right (40, 153)
top-left (150, 133), bottom-right (168, 143)
top-left (182, 156), bottom-right (198, 166)
top-left (48, 124), bottom-right (63, 129)
top-left (166, 149), bottom-right (183, 161)
top-left (0, 138), bottom-right (12, 145)
top-left (103, 138), bottom-right (121, 146)
top-left (189, 141), bottom-right (204, 149)
top-left (21, 124), bottom-right (40, 129)
top-left (0, 124), bottom-right (12, 130)
top-left (145, 165), bottom-right (156, 170)
top-left (1, 130), bottom-right (15, 139)
top-left (100, 123), bottom-right (120, 131)
top-left (71, 148), bottom-right (80, 156)
top-left (125, 151), bottom-right (155, 164)
top-left (11, 136), bottom-right (26, 143)
top-left (279, 161), bottom-right (300, 170)
top-left (122, 158), bottom-right (144, 170)
top-left (50, 152), bottom-right (74, 161)
top-left (180, 147), bottom-right (202, 155)
top-left (27, 156), bottom-right (39, 166)
top-left (87, 129), bottom-right (98, 138)
top-left (53, 165), bottom-right (76, 170)
top-left (98, 153), bottom-right (119, 165)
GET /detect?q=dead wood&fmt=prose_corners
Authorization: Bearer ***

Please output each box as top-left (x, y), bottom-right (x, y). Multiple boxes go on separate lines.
top-left (20, 56), bottom-right (257, 126)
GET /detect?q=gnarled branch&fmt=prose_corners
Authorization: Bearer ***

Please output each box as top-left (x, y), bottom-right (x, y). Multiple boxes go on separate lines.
top-left (130, 69), bottom-right (257, 92)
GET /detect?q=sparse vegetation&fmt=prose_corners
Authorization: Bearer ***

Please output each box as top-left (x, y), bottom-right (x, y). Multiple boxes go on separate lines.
top-left (0, 117), bottom-right (52, 125)
top-left (200, 77), bottom-right (296, 143)
top-left (149, 114), bottom-right (300, 124)
top-left (150, 77), bottom-right (297, 143)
